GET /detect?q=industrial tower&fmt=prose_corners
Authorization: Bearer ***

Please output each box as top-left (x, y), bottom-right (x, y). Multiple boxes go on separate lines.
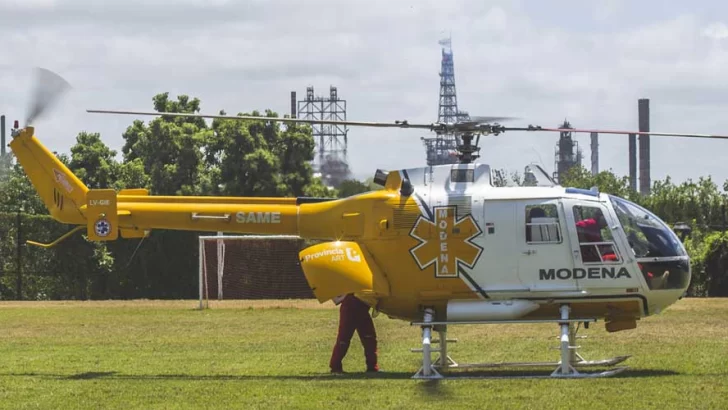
top-left (295, 86), bottom-right (351, 188)
top-left (590, 132), bottom-right (599, 176)
top-left (421, 37), bottom-right (470, 165)
top-left (553, 119), bottom-right (583, 183)
top-left (1, 115), bottom-right (6, 157)
top-left (627, 98), bottom-right (650, 194)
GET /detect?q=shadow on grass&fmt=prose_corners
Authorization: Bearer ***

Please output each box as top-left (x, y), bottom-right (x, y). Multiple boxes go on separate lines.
top-left (5, 371), bottom-right (415, 381)
top-left (2, 368), bottom-right (689, 382)
top-left (65, 372), bottom-right (118, 380)
top-left (416, 379), bottom-right (452, 398)
top-left (439, 368), bottom-right (682, 379)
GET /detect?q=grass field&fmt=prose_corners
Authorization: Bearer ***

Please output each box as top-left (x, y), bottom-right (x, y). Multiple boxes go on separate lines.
top-left (0, 298), bottom-right (726, 409)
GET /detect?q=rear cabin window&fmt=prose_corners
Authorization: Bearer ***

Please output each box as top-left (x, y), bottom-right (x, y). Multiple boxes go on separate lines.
top-left (451, 169), bottom-right (474, 183)
top-left (525, 204), bottom-right (562, 244)
top-left (572, 205), bottom-right (621, 264)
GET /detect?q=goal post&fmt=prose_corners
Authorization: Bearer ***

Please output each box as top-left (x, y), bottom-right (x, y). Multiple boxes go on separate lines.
top-left (198, 233), bottom-right (312, 309)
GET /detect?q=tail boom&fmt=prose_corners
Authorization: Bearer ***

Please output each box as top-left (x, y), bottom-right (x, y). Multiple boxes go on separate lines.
top-left (114, 200), bottom-right (300, 236)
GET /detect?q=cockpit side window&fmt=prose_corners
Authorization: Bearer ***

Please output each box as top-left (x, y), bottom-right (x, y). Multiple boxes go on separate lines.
top-left (525, 204), bottom-right (562, 244)
top-left (572, 205), bottom-right (621, 264)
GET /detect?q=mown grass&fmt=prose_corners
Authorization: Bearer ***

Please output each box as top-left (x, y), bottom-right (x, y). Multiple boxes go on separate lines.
top-left (0, 298), bottom-right (726, 409)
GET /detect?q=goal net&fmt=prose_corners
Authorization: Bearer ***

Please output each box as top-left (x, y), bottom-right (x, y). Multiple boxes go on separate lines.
top-left (198, 234), bottom-right (314, 309)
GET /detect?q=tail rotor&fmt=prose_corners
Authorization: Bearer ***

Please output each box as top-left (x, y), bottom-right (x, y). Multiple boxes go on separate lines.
top-left (25, 67), bottom-right (71, 126)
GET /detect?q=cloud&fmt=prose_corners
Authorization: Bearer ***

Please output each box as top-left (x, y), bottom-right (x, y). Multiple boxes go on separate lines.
top-left (703, 22), bottom-right (728, 40)
top-left (2, 0), bottom-right (728, 187)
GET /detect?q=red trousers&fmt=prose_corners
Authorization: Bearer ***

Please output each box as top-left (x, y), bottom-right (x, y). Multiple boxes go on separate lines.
top-left (329, 294), bottom-right (378, 372)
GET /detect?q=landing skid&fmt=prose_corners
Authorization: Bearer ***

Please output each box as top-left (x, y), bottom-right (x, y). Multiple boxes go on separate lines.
top-left (443, 355), bottom-right (631, 370)
top-left (410, 305), bottom-right (630, 379)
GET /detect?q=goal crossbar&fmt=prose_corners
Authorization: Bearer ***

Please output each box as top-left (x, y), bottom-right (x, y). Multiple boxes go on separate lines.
top-left (198, 234), bottom-right (302, 309)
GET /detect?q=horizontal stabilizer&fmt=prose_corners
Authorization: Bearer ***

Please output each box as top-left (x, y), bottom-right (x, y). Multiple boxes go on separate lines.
top-left (121, 228), bottom-right (149, 239)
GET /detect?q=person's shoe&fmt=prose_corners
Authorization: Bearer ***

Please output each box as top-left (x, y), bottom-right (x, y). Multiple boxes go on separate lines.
top-left (330, 368), bottom-right (344, 374)
top-left (366, 367), bottom-right (380, 373)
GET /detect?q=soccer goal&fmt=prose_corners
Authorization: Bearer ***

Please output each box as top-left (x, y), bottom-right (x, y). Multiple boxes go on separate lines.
top-left (197, 233), bottom-right (313, 309)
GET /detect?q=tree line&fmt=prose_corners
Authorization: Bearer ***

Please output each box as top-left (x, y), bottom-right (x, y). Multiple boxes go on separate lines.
top-left (1, 93), bottom-right (727, 298)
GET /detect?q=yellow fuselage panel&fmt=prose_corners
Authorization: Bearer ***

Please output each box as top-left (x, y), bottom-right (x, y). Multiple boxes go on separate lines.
top-left (9, 130), bottom-right (88, 225)
top-left (299, 241), bottom-right (389, 303)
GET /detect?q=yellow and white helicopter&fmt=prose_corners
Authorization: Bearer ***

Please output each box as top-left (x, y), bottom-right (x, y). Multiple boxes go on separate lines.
top-left (8, 69), bottom-right (728, 379)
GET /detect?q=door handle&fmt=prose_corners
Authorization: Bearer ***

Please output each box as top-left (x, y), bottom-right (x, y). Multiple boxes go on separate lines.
top-left (522, 250), bottom-right (536, 256)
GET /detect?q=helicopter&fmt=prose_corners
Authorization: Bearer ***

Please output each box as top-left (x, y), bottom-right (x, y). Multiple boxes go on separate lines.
top-left (8, 68), bottom-right (728, 379)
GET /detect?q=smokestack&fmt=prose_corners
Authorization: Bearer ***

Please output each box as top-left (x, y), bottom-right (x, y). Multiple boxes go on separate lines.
top-left (638, 98), bottom-right (650, 195)
top-left (590, 132), bottom-right (598, 175)
top-left (1, 115), bottom-right (5, 156)
top-left (290, 91), bottom-right (296, 118)
top-left (629, 133), bottom-right (636, 191)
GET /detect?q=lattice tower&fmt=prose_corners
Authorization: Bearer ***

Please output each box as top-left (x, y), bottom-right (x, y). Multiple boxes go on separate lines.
top-left (421, 37), bottom-right (471, 166)
top-left (297, 86), bottom-right (350, 188)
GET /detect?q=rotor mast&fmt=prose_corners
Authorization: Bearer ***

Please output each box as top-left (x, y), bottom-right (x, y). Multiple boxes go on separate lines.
top-left (456, 132), bottom-right (479, 164)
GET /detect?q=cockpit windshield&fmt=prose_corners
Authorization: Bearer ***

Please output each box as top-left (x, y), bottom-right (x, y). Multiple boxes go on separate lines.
top-left (608, 195), bottom-right (686, 258)
top-left (608, 195), bottom-right (690, 291)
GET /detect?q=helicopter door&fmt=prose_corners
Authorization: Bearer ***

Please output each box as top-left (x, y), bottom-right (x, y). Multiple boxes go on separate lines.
top-left (562, 199), bottom-right (626, 291)
top-left (475, 199), bottom-right (525, 293)
top-left (516, 200), bottom-right (578, 292)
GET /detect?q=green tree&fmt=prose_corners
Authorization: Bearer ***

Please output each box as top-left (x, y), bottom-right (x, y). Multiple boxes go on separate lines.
top-left (206, 110), bottom-right (333, 197)
top-left (113, 158), bottom-right (151, 191)
top-left (0, 161), bottom-right (48, 214)
top-left (337, 179), bottom-right (370, 198)
top-left (121, 93), bottom-right (212, 196)
top-left (559, 166), bottom-right (636, 200)
top-left (642, 176), bottom-right (728, 230)
top-left (69, 132), bottom-right (119, 189)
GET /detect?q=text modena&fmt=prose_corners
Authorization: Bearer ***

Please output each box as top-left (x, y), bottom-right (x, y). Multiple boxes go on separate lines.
top-left (539, 267), bottom-right (632, 280)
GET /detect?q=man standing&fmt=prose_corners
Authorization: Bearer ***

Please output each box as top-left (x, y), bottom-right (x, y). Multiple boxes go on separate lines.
top-left (329, 293), bottom-right (379, 373)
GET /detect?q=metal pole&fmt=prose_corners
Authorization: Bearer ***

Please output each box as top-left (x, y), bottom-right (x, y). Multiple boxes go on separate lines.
top-left (628, 133), bottom-right (637, 191)
top-left (290, 91), bottom-right (296, 118)
top-left (16, 209), bottom-right (22, 300)
top-left (1, 115), bottom-right (6, 156)
top-left (638, 99), bottom-right (650, 195)
top-left (198, 237), bottom-right (203, 310)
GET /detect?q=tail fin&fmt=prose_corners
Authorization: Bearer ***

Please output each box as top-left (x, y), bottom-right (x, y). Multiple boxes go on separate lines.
top-left (9, 126), bottom-right (88, 225)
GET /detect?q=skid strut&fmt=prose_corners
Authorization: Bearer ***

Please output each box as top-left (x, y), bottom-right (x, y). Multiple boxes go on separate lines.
top-left (410, 304), bottom-right (630, 379)
top-left (548, 304), bottom-right (628, 378)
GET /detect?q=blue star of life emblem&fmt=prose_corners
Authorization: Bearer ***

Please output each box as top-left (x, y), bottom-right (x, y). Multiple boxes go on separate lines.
top-left (95, 219), bottom-right (111, 237)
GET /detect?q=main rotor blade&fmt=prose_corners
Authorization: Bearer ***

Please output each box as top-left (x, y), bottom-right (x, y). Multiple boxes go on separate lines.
top-left (86, 109), bottom-right (437, 130)
top-left (86, 109), bottom-right (728, 140)
top-left (526, 126), bottom-right (728, 140)
top-left (26, 67), bottom-right (71, 125)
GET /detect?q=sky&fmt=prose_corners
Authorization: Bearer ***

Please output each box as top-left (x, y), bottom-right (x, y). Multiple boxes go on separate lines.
top-left (2, 0), bottom-right (728, 187)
